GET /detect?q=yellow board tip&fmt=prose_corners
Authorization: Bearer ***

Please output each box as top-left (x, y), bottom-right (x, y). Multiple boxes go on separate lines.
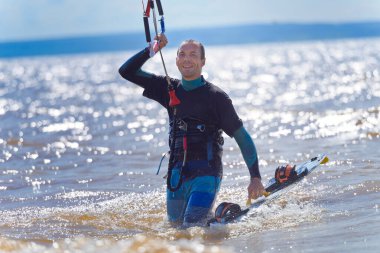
top-left (321, 156), bottom-right (329, 164)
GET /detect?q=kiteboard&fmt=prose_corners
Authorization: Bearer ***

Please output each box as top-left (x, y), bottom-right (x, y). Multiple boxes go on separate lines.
top-left (207, 153), bottom-right (329, 226)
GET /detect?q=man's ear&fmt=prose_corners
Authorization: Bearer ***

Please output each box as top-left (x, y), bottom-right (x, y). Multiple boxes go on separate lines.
top-left (202, 58), bottom-right (206, 66)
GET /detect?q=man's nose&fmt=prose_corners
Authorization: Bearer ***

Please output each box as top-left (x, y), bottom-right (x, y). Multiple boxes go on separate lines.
top-left (182, 54), bottom-right (191, 61)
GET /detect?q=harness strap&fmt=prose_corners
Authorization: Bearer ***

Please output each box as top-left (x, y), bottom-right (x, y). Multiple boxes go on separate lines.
top-left (207, 136), bottom-right (213, 162)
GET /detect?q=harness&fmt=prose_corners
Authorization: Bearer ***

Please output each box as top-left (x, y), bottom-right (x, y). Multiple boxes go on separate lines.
top-left (166, 117), bottom-right (224, 192)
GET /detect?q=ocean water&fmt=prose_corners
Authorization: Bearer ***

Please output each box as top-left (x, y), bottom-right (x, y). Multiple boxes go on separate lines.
top-left (2, 22), bottom-right (380, 58)
top-left (0, 37), bottom-right (379, 252)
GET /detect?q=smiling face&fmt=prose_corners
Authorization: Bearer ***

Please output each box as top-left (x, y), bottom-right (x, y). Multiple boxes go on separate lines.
top-left (176, 41), bottom-right (206, 81)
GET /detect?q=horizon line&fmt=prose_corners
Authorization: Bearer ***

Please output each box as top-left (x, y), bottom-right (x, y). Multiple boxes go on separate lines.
top-left (1, 20), bottom-right (380, 44)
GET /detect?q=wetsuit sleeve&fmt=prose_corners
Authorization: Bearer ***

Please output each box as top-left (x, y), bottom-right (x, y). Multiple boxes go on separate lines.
top-left (233, 126), bottom-right (261, 179)
top-left (118, 48), bottom-right (169, 108)
top-left (215, 92), bottom-right (243, 137)
top-left (118, 47), bottom-right (153, 88)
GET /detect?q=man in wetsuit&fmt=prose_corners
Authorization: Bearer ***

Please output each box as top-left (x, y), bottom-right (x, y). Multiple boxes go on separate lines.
top-left (119, 34), bottom-right (265, 226)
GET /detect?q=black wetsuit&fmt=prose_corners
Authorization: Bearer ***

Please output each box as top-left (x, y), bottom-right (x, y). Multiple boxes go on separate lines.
top-left (119, 48), bottom-right (243, 177)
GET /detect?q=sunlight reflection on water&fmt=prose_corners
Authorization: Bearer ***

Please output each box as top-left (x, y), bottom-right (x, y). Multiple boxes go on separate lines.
top-left (0, 38), bottom-right (379, 252)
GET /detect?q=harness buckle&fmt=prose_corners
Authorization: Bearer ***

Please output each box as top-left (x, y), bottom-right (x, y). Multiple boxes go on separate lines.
top-left (178, 120), bottom-right (188, 131)
top-left (197, 124), bottom-right (205, 132)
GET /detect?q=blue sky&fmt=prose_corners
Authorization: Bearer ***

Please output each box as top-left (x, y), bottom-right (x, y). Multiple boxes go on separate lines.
top-left (1, 0), bottom-right (379, 42)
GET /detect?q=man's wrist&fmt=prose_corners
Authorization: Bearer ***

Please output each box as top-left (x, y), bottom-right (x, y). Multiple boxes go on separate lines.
top-left (248, 159), bottom-right (261, 179)
top-left (250, 176), bottom-right (261, 182)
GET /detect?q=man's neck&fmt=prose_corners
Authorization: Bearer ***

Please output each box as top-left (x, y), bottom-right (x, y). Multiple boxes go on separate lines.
top-left (181, 76), bottom-right (204, 91)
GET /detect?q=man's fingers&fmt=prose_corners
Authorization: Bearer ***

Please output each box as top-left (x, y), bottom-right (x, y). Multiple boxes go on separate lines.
top-left (248, 191), bottom-right (258, 200)
top-left (249, 188), bottom-right (266, 199)
top-left (153, 34), bottom-right (168, 50)
top-left (160, 40), bottom-right (167, 47)
top-left (154, 34), bottom-right (167, 43)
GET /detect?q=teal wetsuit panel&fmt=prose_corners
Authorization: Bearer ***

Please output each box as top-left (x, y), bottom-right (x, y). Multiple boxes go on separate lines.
top-left (167, 161), bottom-right (221, 224)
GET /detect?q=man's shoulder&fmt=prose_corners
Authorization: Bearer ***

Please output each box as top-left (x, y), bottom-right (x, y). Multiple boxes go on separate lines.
top-left (204, 80), bottom-right (230, 100)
